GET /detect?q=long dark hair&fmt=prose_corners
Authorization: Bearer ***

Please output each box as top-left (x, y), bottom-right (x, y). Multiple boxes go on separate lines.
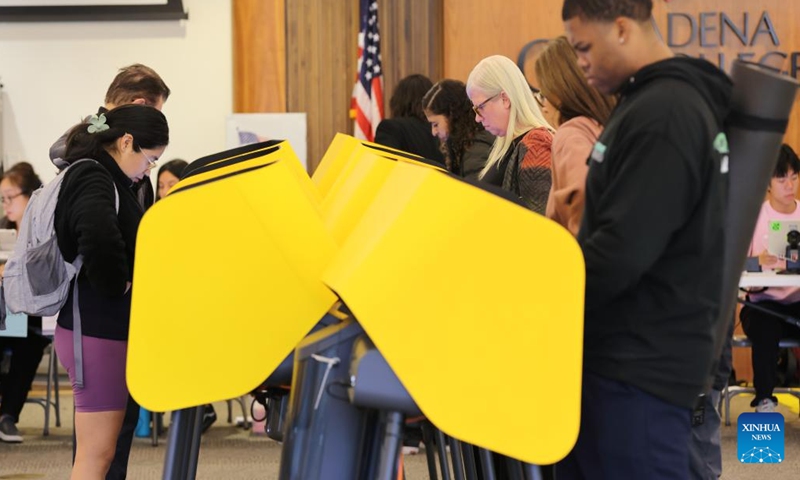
top-left (156, 159), bottom-right (188, 200)
top-left (64, 104), bottom-right (169, 163)
top-left (389, 74), bottom-right (434, 120)
top-left (423, 79), bottom-right (485, 172)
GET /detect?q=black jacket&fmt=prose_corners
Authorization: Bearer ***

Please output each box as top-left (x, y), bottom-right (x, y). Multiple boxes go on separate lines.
top-left (374, 117), bottom-right (444, 164)
top-left (458, 130), bottom-right (494, 181)
top-left (54, 151), bottom-right (149, 340)
top-left (577, 57), bottom-right (732, 408)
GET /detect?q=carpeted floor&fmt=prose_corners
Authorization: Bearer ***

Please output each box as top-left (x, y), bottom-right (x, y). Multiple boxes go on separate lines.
top-left (1, 389), bottom-right (799, 479)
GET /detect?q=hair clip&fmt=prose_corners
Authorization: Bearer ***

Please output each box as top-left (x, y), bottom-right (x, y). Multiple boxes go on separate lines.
top-left (87, 113), bottom-right (110, 134)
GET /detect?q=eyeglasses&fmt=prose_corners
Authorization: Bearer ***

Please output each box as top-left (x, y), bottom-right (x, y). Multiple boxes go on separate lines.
top-left (1, 191), bottom-right (25, 205)
top-left (533, 91), bottom-right (546, 108)
top-left (472, 93), bottom-right (500, 117)
top-left (138, 146), bottom-right (158, 171)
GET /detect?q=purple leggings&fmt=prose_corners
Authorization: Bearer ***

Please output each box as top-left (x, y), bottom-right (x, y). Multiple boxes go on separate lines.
top-left (54, 325), bottom-right (129, 412)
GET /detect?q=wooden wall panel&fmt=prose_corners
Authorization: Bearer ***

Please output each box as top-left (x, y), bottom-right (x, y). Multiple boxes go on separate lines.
top-left (232, 0), bottom-right (286, 113)
top-left (285, 0), bottom-right (443, 173)
top-left (286, 0), bottom-right (358, 173)
top-left (380, 0), bottom-right (444, 96)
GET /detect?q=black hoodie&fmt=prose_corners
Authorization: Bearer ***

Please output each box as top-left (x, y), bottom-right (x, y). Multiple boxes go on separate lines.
top-left (577, 57), bottom-right (732, 408)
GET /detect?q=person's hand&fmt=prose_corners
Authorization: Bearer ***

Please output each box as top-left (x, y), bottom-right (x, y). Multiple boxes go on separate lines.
top-left (759, 249), bottom-right (779, 267)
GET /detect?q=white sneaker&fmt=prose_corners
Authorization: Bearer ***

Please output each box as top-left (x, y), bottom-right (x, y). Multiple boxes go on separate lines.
top-left (755, 398), bottom-right (778, 413)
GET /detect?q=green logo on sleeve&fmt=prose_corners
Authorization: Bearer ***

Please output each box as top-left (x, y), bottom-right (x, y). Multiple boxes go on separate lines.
top-left (771, 221), bottom-right (782, 231)
top-left (714, 133), bottom-right (730, 154)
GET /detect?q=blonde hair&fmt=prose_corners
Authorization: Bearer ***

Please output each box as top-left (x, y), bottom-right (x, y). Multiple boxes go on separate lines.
top-left (466, 55), bottom-right (553, 179)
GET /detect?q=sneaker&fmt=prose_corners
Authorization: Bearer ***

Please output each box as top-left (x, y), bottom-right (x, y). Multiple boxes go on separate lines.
top-left (0, 416), bottom-right (22, 443)
top-left (755, 398), bottom-right (778, 413)
top-left (201, 405), bottom-right (217, 434)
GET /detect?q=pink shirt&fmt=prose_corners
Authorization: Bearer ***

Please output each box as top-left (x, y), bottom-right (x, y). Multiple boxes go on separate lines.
top-left (748, 199), bottom-right (800, 303)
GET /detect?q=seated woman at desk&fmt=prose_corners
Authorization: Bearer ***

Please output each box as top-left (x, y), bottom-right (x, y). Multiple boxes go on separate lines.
top-left (0, 162), bottom-right (49, 443)
top-left (742, 144), bottom-right (800, 413)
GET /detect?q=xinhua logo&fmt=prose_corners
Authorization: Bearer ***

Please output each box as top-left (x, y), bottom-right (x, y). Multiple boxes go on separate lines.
top-left (738, 412), bottom-right (784, 464)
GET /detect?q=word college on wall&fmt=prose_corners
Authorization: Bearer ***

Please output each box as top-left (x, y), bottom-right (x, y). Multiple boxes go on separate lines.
top-left (519, 9), bottom-right (800, 78)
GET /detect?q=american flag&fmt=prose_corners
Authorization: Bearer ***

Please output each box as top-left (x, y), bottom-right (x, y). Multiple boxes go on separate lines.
top-left (352, 0), bottom-right (384, 141)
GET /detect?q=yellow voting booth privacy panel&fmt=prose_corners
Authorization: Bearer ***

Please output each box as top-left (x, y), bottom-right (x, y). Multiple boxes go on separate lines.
top-left (323, 162), bottom-right (584, 465)
top-left (312, 133), bottom-right (445, 200)
top-left (321, 143), bottom-right (444, 246)
top-left (169, 141), bottom-right (322, 210)
top-left (321, 148), bottom-right (396, 245)
top-left (312, 133), bottom-right (361, 198)
top-left (128, 158), bottom-right (338, 412)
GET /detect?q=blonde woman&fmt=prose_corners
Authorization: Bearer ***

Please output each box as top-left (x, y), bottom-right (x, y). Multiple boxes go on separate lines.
top-left (467, 55), bottom-right (554, 213)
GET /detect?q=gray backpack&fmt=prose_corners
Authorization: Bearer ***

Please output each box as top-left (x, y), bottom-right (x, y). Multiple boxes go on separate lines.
top-left (0, 158), bottom-right (117, 387)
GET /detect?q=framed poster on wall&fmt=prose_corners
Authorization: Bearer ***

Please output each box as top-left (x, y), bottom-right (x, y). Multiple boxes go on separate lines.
top-left (0, 0), bottom-right (187, 22)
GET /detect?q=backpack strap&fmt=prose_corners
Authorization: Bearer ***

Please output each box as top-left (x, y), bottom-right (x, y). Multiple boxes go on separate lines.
top-left (72, 168), bottom-right (120, 390)
top-left (72, 255), bottom-right (85, 388)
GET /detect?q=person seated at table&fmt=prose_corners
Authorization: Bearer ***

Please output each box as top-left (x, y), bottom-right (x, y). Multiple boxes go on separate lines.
top-left (742, 143), bottom-right (800, 413)
top-left (0, 162), bottom-right (50, 443)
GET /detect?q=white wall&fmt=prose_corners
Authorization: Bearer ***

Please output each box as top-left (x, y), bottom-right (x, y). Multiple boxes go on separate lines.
top-left (0, 0), bottom-right (232, 182)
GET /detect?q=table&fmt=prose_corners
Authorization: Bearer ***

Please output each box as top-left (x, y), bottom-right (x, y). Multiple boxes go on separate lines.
top-left (739, 271), bottom-right (800, 288)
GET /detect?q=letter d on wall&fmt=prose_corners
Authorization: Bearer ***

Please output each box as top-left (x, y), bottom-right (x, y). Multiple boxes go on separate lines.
top-left (668, 13), bottom-right (696, 48)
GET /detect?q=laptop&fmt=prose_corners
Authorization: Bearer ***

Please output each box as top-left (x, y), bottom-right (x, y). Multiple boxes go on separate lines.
top-left (767, 219), bottom-right (800, 260)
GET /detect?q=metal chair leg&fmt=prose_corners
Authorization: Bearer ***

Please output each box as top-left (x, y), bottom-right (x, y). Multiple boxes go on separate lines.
top-left (478, 448), bottom-right (496, 480)
top-left (449, 437), bottom-right (466, 480)
top-left (421, 421), bottom-right (439, 480)
top-left (43, 345), bottom-right (53, 436)
top-left (505, 457), bottom-right (524, 480)
top-left (461, 442), bottom-right (478, 480)
top-left (435, 428), bottom-right (452, 480)
top-left (522, 463), bottom-right (544, 480)
top-left (163, 406), bottom-right (203, 480)
top-left (52, 347), bottom-right (61, 427)
top-left (376, 411), bottom-right (404, 480)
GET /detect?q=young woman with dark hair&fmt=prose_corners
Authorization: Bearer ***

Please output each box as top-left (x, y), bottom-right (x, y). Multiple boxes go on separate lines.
top-left (156, 158), bottom-right (187, 200)
top-left (54, 103), bottom-right (169, 480)
top-left (422, 79), bottom-right (495, 180)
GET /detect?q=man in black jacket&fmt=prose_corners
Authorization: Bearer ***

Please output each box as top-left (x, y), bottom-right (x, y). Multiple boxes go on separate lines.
top-left (559, 0), bottom-right (732, 478)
